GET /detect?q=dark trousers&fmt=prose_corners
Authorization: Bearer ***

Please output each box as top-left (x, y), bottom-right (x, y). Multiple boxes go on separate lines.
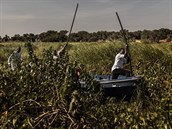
top-left (112, 68), bottom-right (130, 79)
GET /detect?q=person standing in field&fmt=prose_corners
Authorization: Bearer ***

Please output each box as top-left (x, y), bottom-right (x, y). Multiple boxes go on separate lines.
top-left (57, 43), bottom-right (68, 58)
top-left (53, 44), bottom-right (68, 59)
top-left (8, 47), bottom-right (22, 70)
top-left (111, 45), bottom-right (130, 79)
top-left (53, 50), bottom-right (58, 60)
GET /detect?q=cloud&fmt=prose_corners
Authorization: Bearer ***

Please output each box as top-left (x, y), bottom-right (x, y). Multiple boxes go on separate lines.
top-left (3, 14), bottom-right (35, 21)
top-left (0, 0), bottom-right (171, 36)
top-left (95, 0), bottom-right (112, 3)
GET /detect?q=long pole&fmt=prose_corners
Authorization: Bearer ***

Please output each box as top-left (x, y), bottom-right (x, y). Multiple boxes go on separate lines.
top-left (66, 3), bottom-right (79, 45)
top-left (116, 12), bottom-right (133, 76)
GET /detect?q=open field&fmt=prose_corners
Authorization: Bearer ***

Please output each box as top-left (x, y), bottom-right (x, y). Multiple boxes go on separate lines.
top-left (0, 41), bottom-right (172, 128)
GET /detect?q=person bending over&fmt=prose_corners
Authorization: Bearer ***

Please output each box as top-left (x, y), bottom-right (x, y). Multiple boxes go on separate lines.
top-left (111, 45), bottom-right (130, 79)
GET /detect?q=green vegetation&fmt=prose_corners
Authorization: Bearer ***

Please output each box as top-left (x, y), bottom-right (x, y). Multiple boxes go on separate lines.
top-left (1, 28), bottom-right (172, 43)
top-left (0, 41), bottom-right (172, 128)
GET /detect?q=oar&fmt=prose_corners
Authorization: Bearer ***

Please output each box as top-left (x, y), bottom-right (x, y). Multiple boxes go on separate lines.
top-left (58, 3), bottom-right (79, 57)
top-left (65, 3), bottom-right (79, 47)
top-left (116, 12), bottom-right (133, 76)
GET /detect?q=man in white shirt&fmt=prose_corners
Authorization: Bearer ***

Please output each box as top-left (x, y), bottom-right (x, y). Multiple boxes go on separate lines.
top-left (8, 47), bottom-right (22, 70)
top-left (111, 45), bottom-right (130, 79)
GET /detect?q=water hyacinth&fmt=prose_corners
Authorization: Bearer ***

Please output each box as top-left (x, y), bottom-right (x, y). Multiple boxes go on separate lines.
top-left (0, 41), bottom-right (171, 128)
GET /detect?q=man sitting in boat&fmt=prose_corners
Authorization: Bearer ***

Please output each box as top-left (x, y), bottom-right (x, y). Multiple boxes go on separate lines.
top-left (111, 45), bottom-right (130, 79)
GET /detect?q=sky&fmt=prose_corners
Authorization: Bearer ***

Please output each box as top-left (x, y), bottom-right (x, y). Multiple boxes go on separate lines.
top-left (0, 0), bottom-right (172, 37)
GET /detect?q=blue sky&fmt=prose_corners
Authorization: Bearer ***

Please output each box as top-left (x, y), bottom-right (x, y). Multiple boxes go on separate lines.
top-left (0, 0), bottom-right (172, 36)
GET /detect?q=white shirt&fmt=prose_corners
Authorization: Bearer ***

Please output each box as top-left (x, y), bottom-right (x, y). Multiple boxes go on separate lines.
top-left (8, 51), bottom-right (21, 70)
top-left (111, 53), bottom-right (125, 71)
top-left (53, 55), bottom-right (58, 60)
top-left (8, 51), bottom-right (21, 64)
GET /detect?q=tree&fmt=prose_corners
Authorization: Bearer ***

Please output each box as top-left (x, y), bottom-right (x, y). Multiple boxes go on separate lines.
top-left (70, 33), bottom-right (80, 42)
top-left (77, 31), bottom-right (90, 42)
top-left (141, 30), bottom-right (152, 43)
top-left (0, 36), bottom-right (2, 42)
top-left (150, 30), bottom-right (160, 43)
top-left (166, 34), bottom-right (172, 42)
top-left (158, 28), bottom-right (171, 40)
top-left (58, 30), bottom-right (68, 42)
top-left (2, 35), bottom-right (10, 42)
top-left (39, 30), bottom-right (59, 42)
top-left (11, 34), bottom-right (22, 41)
top-left (129, 31), bottom-right (141, 40)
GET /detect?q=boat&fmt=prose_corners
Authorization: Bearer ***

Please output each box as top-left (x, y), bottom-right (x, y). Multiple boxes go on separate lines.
top-left (80, 75), bottom-right (142, 100)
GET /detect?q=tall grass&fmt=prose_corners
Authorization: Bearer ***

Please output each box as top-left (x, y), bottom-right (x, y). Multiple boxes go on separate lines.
top-left (0, 41), bottom-right (171, 128)
top-left (1, 41), bottom-right (171, 101)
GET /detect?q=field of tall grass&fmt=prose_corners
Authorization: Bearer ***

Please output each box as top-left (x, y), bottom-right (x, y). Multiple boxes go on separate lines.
top-left (0, 41), bottom-right (171, 128)
top-left (1, 41), bottom-right (172, 72)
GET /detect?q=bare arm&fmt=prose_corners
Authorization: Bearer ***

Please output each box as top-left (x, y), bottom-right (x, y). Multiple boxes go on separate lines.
top-left (58, 43), bottom-right (68, 57)
top-left (8, 53), bottom-right (13, 65)
top-left (124, 45), bottom-right (128, 58)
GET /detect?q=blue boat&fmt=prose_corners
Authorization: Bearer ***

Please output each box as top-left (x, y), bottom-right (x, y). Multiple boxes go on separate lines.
top-left (80, 75), bottom-right (142, 99)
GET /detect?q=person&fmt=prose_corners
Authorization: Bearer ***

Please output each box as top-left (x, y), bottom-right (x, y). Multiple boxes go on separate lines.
top-left (57, 44), bottom-right (68, 58)
top-left (111, 45), bottom-right (130, 79)
top-left (76, 64), bottom-right (85, 78)
top-left (53, 44), bottom-right (68, 59)
top-left (53, 50), bottom-right (58, 60)
top-left (8, 47), bottom-right (22, 70)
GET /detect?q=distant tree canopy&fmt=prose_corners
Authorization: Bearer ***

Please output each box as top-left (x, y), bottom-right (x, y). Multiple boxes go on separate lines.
top-left (1, 28), bottom-right (172, 43)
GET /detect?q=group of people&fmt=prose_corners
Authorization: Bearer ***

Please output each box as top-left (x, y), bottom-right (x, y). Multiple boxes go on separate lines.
top-left (8, 44), bottom-right (67, 71)
top-left (7, 44), bottom-right (130, 79)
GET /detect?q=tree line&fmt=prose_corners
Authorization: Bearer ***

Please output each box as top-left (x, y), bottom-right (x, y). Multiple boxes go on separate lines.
top-left (0, 28), bottom-right (172, 43)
